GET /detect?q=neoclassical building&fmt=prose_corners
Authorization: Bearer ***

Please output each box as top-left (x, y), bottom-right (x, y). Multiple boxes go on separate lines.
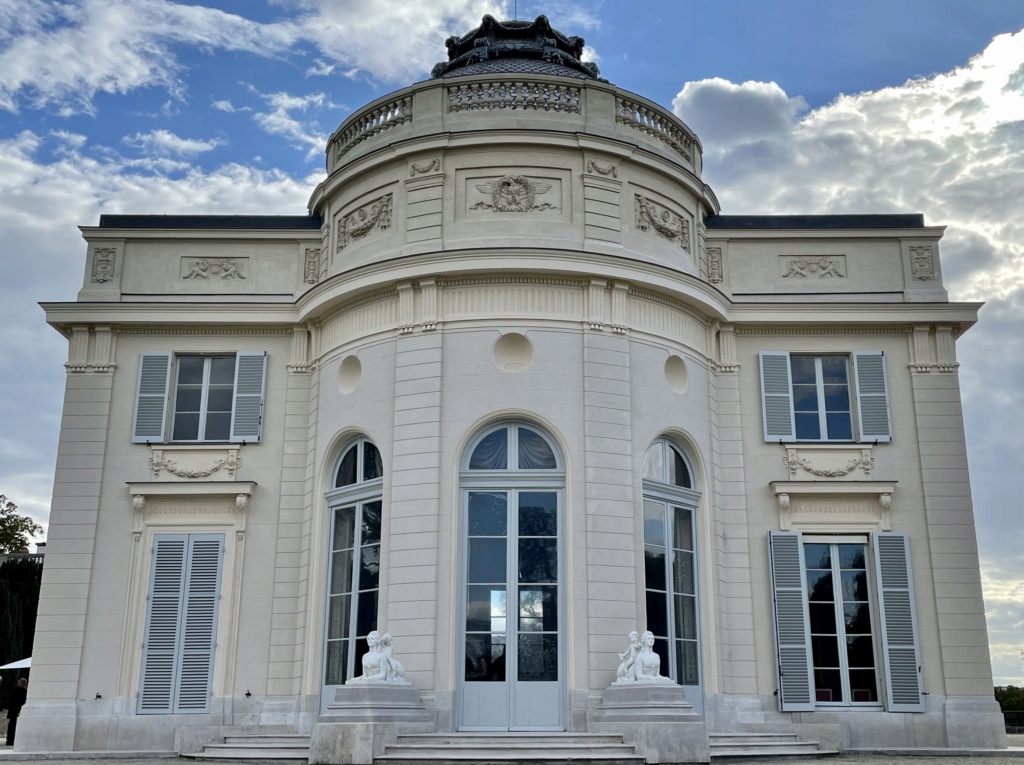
top-left (23, 14), bottom-right (1005, 761)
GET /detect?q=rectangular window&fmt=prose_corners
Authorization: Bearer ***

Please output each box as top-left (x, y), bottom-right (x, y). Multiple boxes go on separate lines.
top-left (791, 356), bottom-right (853, 441)
top-left (131, 351), bottom-right (267, 444)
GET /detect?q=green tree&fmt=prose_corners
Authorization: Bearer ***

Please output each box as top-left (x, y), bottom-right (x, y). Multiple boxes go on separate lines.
top-left (0, 495), bottom-right (43, 553)
top-left (995, 685), bottom-right (1024, 711)
top-left (0, 556), bottom-right (43, 710)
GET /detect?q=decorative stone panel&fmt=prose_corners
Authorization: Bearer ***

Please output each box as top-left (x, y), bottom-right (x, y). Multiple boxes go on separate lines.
top-left (148, 444), bottom-right (243, 481)
top-left (782, 444), bottom-right (874, 480)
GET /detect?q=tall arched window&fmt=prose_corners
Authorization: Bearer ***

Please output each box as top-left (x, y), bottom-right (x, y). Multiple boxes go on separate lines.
top-left (458, 422), bottom-right (566, 731)
top-left (322, 438), bottom-right (383, 703)
top-left (642, 438), bottom-right (703, 711)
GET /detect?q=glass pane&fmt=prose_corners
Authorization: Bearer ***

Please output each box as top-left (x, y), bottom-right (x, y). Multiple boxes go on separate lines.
top-left (204, 412), bottom-right (231, 441)
top-left (668, 447), bottom-right (691, 488)
top-left (849, 669), bottom-right (879, 702)
top-left (468, 492), bottom-right (507, 536)
top-left (518, 428), bottom-right (557, 469)
top-left (672, 550), bottom-right (694, 595)
top-left (465, 634), bottom-right (506, 681)
top-left (336, 446), bottom-right (357, 487)
top-left (838, 544), bottom-right (866, 570)
top-left (645, 590), bottom-right (669, 638)
top-left (519, 586), bottom-right (557, 631)
top-left (674, 594), bottom-right (697, 639)
top-left (327, 594), bottom-right (350, 640)
top-left (814, 669), bottom-right (844, 703)
top-left (643, 500), bottom-right (665, 546)
top-left (356, 590), bottom-right (378, 637)
top-left (330, 550), bottom-right (353, 594)
top-left (643, 443), bottom-right (664, 482)
top-left (811, 635), bottom-right (840, 667)
top-left (359, 545), bottom-right (380, 590)
top-left (825, 412), bottom-right (853, 440)
top-left (468, 538), bottom-right (507, 583)
top-left (793, 385), bottom-right (820, 412)
top-left (518, 538), bottom-right (557, 583)
top-left (469, 428), bottom-right (508, 470)
top-left (820, 356), bottom-right (848, 384)
top-left (841, 571), bottom-right (868, 602)
top-left (652, 636), bottom-right (670, 681)
top-left (806, 570), bottom-right (834, 601)
top-left (790, 356), bottom-right (817, 385)
top-left (844, 603), bottom-right (871, 633)
top-left (672, 508), bottom-right (693, 550)
top-left (809, 603), bottom-right (836, 634)
top-left (361, 501), bottom-right (382, 545)
top-left (206, 386), bottom-right (233, 413)
top-left (177, 356), bottom-right (205, 384)
top-left (324, 640), bottom-right (348, 685)
top-left (363, 442), bottom-right (383, 481)
top-left (209, 356), bottom-right (236, 384)
top-left (333, 507), bottom-right (355, 550)
top-left (173, 412), bottom-right (200, 441)
top-left (847, 636), bottom-right (876, 668)
top-left (466, 586), bottom-right (506, 632)
top-left (644, 545), bottom-right (666, 591)
top-left (519, 493), bottom-right (557, 536)
top-left (823, 384), bottom-right (850, 411)
top-left (795, 412), bottom-right (821, 440)
top-left (678, 640), bottom-right (700, 685)
top-left (175, 386), bottom-right (202, 412)
top-left (804, 544), bottom-right (831, 569)
top-left (518, 633), bottom-right (558, 681)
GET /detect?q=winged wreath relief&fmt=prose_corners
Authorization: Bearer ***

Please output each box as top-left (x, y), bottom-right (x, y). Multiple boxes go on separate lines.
top-left (471, 174), bottom-right (559, 212)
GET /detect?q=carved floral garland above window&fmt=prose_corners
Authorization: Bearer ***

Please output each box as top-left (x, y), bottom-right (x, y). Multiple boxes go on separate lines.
top-left (634, 194), bottom-right (689, 251)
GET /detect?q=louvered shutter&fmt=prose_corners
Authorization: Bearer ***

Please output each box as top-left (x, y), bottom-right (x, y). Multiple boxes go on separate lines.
top-left (854, 352), bottom-right (892, 442)
top-left (132, 353), bottom-right (172, 443)
top-left (230, 351), bottom-right (267, 442)
top-left (873, 532), bottom-right (924, 712)
top-left (760, 352), bottom-right (795, 441)
top-left (768, 531), bottom-right (815, 711)
top-left (176, 535), bottom-right (223, 713)
top-left (138, 535), bottom-right (187, 714)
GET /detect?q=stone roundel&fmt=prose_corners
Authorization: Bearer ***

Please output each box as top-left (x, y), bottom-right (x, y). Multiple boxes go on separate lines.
top-left (492, 332), bottom-right (534, 373)
top-left (664, 354), bottom-right (688, 394)
top-left (338, 355), bottom-right (362, 394)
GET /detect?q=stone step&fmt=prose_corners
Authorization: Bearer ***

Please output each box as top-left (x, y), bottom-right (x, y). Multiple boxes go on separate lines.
top-left (182, 752), bottom-right (310, 761)
top-left (710, 733), bottom-right (801, 745)
top-left (223, 735), bottom-right (310, 744)
top-left (710, 746), bottom-right (839, 759)
top-left (183, 733), bottom-right (311, 761)
top-left (380, 733), bottom-right (644, 764)
top-left (396, 734), bottom-right (627, 744)
top-left (377, 756), bottom-right (646, 765)
top-left (387, 744), bottom-right (637, 756)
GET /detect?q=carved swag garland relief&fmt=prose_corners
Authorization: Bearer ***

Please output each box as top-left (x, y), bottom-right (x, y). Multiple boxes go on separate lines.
top-left (634, 194), bottom-right (690, 251)
top-left (337, 193), bottom-right (394, 252)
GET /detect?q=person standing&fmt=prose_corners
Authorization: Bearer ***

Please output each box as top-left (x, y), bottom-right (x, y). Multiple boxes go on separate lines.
top-left (5, 678), bottom-right (27, 746)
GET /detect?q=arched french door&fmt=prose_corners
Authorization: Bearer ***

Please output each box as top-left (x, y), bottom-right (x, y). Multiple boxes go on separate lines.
top-left (320, 437), bottom-right (383, 714)
top-left (642, 438), bottom-right (704, 714)
top-left (457, 422), bottom-right (565, 731)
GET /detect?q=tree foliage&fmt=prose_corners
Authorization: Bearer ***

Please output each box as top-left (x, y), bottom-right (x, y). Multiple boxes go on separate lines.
top-left (995, 685), bottom-right (1024, 711)
top-left (0, 556), bottom-right (42, 710)
top-left (0, 495), bottom-right (43, 554)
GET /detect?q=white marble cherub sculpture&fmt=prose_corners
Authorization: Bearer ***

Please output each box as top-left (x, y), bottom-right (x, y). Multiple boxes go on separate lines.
top-left (613, 629), bottom-right (674, 684)
top-left (346, 630), bottom-right (409, 685)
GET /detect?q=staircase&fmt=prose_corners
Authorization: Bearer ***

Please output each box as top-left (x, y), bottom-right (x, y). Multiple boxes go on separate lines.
top-left (709, 732), bottom-right (837, 759)
top-left (182, 732), bottom-right (311, 761)
top-left (376, 733), bottom-right (645, 764)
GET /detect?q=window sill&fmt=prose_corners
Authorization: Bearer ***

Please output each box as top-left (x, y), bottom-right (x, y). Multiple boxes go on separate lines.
top-left (147, 444), bottom-right (243, 481)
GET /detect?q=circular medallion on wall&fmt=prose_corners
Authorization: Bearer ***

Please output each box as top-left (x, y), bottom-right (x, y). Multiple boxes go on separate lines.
top-left (492, 332), bottom-right (533, 373)
top-left (338, 355), bottom-right (362, 394)
top-left (664, 354), bottom-right (688, 394)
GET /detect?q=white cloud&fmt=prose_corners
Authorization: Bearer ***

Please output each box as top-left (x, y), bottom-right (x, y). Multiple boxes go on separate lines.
top-left (249, 88), bottom-right (341, 159)
top-left (673, 78), bottom-right (807, 150)
top-left (123, 129), bottom-right (224, 157)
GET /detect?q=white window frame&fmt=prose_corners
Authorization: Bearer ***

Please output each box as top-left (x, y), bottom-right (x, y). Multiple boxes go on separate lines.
top-left (790, 355), bottom-right (854, 443)
top-left (171, 354), bottom-right (237, 443)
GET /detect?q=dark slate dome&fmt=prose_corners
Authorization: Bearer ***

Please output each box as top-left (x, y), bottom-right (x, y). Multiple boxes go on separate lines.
top-left (431, 14), bottom-right (603, 81)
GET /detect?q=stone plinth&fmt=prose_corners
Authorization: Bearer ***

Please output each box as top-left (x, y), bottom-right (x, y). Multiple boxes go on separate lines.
top-left (590, 684), bottom-right (709, 764)
top-left (324, 684), bottom-right (432, 723)
top-left (593, 682), bottom-right (701, 722)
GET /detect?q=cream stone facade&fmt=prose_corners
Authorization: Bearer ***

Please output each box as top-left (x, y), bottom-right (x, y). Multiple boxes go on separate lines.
top-left (24, 15), bottom-right (1004, 761)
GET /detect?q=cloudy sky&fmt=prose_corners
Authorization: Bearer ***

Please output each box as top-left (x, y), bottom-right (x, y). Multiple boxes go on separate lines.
top-left (1, 0), bottom-right (1022, 684)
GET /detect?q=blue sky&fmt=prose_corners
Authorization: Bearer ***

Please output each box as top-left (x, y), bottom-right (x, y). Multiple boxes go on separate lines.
top-left (1, 0), bottom-right (1022, 684)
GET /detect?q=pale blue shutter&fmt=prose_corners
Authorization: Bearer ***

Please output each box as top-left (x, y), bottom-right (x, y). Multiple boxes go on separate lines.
top-left (854, 352), bottom-right (892, 442)
top-left (138, 535), bottom-right (187, 714)
top-left (760, 352), bottom-right (795, 441)
top-left (873, 532), bottom-right (924, 712)
top-left (768, 531), bottom-right (815, 711)
top-left (132, 353), bottom-right (172, 443)
top-left (229, 351), bottom-right (267, 442)
top-left (176, 535), bottom-right (223, 713)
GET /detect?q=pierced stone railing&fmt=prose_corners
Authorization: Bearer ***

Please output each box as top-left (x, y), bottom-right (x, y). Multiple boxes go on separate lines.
top-left (332, 96), bottom-right (412, 163)
top-left (615, 96), bottom-right (693, 164)
top-left (447, 81), bottom-right (581, 113)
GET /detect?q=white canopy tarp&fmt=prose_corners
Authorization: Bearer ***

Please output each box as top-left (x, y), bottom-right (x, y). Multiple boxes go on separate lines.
top-left (0, 657), bottom-right (30, 669)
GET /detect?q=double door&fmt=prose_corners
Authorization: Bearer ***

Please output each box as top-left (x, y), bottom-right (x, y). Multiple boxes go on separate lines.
top-left (459, 489), bottom-right (563, 730)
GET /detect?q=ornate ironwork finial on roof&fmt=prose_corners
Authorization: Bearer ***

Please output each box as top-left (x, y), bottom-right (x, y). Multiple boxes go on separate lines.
top-left (430, 14), bottom-right (602, 81)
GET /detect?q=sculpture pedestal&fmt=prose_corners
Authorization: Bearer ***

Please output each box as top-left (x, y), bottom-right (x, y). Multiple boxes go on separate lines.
top-left (590, 684), bottom-right (709, 764)
top-left (309, 685), bottom-right (433, 765)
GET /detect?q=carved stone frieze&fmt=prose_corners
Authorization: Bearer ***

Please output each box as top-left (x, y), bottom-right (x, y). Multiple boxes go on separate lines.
top-left (772, 480), bottom-right (896, 532)
top-left (472, 175), bottom-right (558, 212)
top-left (783, 446), bottom-right (874, 479)
top-left (780, 256), bottom-right (845, 278)
top-left (337, 194), bottom-right (393, 251)
top-left (149, 446), bottom-right (242, 480)
top-left (910, 245), bottom-right (935, 280)
top-left (91, 248), bottom-right (116, 283)
top-left (181, 258), bottom-right (246, 279)
top-left (634, 195), bottom-right (689, 251)
top-left (586, 160), bottom-right (618, 178)
top-left (304, 248), bottom-right (321, 284)
top-left (409, 158), bottom-right (441, 176)
top-left (706, 247), bottom-right (723, 283)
